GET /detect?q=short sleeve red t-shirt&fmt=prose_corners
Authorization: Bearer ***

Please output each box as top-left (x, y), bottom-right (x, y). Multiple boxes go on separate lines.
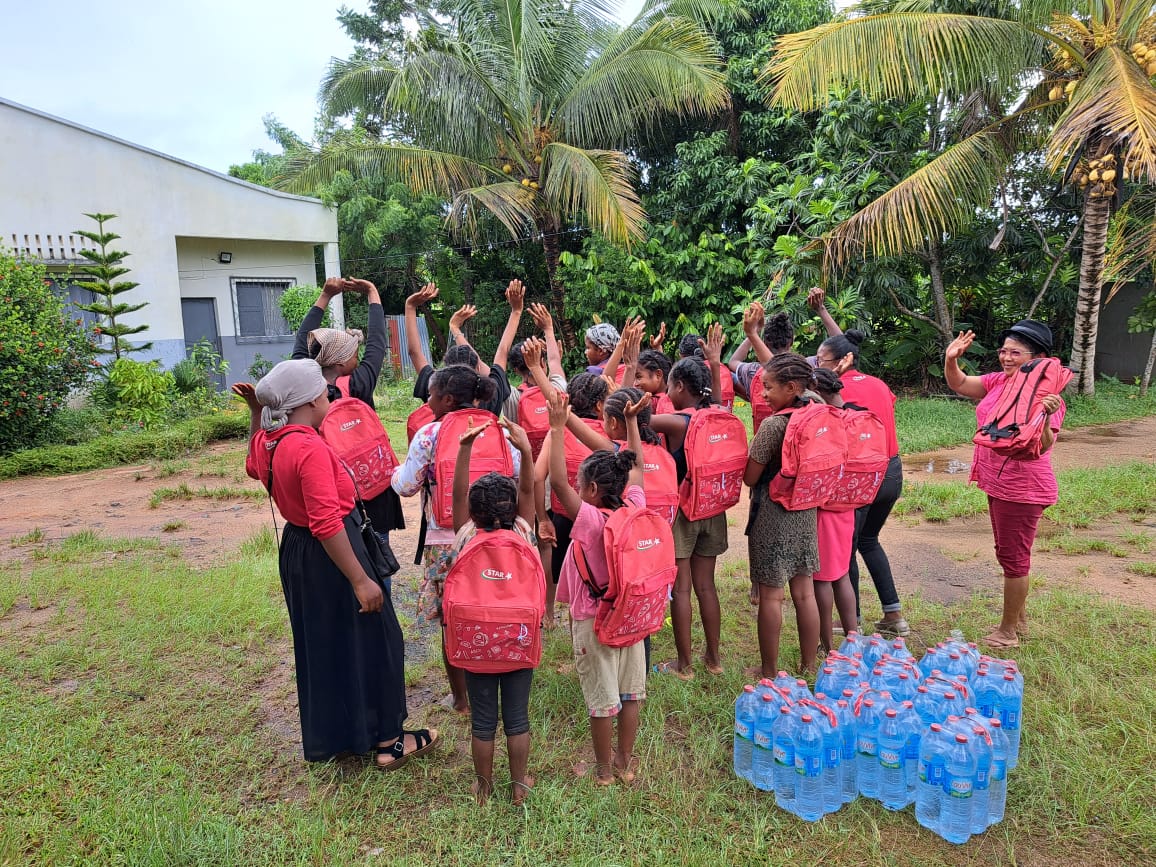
top-left (245, 425), bottom-right (355, 540)
top-left (839, 371), bottom-right (899, 458)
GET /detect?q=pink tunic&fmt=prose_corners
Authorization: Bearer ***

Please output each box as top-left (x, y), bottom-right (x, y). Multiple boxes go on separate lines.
top-left (813, 508), bottom-right (855, 582)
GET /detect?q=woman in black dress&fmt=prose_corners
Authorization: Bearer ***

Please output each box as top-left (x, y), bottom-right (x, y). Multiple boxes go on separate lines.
top-left (235, 360), bottom-right (437, 767)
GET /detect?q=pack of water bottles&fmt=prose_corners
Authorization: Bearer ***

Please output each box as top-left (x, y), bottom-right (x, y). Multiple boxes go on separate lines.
top-left (733, 630), bottom-right (1024, 844)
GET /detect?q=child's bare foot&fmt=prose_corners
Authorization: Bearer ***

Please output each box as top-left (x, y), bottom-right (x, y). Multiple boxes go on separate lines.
top-left (573, 760), bottom-right (614, 786)
top-left (471, 775), bottom-right (492, 805)
top-left (701, 656), bottom-right (724, 676)
top-left (440, 693), bottom-right (470, 715)
top-left (653, 660), bottom-right (694, 680)
top-left (511, 774), bottom-right (535, 805)
top-left (613, 754), bottom-right (638, 784)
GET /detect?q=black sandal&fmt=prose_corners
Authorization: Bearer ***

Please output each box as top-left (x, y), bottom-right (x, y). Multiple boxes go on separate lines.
top-left (375, 728), bottom-right (439, 771)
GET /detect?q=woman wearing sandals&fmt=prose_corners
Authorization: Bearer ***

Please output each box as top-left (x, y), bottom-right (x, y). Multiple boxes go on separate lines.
top-left (943, 321), bottom-right (1065, 649)
top-left (236, 359), bottom-right (438, 768)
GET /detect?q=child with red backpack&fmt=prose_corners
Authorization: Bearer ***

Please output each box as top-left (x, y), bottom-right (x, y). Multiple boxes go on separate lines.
top-left (444, 417), bottom-right (542, 805)
top-left (550, 388), bottom-right (664, 786)
top-left (742, 353), bottom-right (822, 678)
top-left (392, 365), bottom-right (522, 713)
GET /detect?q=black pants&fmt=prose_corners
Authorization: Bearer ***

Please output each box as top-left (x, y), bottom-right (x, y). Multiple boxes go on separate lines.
top-left (464, 668), bottom-right (534, 742)
top-left (849, 455), bottom-right (903, 617)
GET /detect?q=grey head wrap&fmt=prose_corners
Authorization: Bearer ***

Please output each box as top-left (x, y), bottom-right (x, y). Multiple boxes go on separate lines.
top-left (585, 322), bottom-right (620, 354)
top-left (255, 359), bottom-right (327, 431)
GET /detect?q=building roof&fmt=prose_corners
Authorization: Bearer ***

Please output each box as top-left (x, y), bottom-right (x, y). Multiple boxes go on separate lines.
top-left (0, 96), bottom-right (323, 206)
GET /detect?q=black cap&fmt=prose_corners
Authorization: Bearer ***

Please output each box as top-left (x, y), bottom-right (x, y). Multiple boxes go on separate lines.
top-left (998, 320), bottom-right (1052, 353)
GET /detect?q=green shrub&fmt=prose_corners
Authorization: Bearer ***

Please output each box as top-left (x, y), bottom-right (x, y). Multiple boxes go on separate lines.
top-left (0, 250), bottom-right (97, 453)
top-left (105, 358), bottom-right (174, 427)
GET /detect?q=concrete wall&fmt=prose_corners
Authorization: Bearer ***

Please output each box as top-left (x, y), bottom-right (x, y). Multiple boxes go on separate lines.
top-left (1096, 282), bottom-right (1155, 382)
top-left (0, 98), bottom-right (338, 374)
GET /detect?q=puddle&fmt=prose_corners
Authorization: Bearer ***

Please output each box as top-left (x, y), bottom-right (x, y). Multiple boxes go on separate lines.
top-left (906, 457), bottom-right (972, 475)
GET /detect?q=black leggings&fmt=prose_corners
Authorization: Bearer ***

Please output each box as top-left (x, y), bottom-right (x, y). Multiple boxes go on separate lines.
top-left (849, 455), bottom-right (903, 617)
top-left (464, 668), bottom-right (534, 742)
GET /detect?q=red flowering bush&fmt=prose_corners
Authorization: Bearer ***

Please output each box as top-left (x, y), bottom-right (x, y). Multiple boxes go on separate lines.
top-left (0, 251), bottom-right (97, 452)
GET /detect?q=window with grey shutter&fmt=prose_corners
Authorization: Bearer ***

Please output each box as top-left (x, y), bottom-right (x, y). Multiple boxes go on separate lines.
top-left (231, 278), bottom-right (294, 340)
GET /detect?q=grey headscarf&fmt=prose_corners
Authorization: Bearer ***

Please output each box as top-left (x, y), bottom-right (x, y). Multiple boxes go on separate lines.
top-left (585, 322), bottom-right (620, 354)
top-left (255, 359), bottom-right (328, 431)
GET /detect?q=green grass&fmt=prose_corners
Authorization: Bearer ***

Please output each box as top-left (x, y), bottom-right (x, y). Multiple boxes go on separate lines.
top-left (148, 483), bottom-right (265, 509)
top-left (1127, 562), bottom-right (1156, 577)
top-left (896, 461), bottom-right (1156, 527)
top-left (1, 531), bottom-right (1154, 865)
top-left (1036, 533), bottom-right (1129, 558)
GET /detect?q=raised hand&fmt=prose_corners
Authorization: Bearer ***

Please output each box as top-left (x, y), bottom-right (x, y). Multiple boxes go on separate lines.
top-left (600, 373), bottom-right (619, 395)
top-left (699, 322), bottom-right (724, 364)
top-left (521, 336), bottom-right (545, 370)
top-left (405, 282), bottom-right (438, 309)
top-left (648, 321), bottom-right (667, 351)
top-left (743, 302), bottom-right (765, 338)
top-left (506, 279), bottom-right (526, 312)
top-left (458, 416), bottom-right (492, 446)
top-left (945, 330), bottom-right (975, 362)
top-left (322, 277), bottom-right (345, 298)
top-left (450, 305), bottom-right (478, 331)
top-left (546, 389), bottom-right (570, 430)
top-left (624, 391), bottom-right (652, 418)
top-left (231, 382), bottom-right (261, 411)
top-left (499, 417), bottom-right (532, 455)
top-left (528, 302), bottom-right (554, 333)
top-left (344, 277), bottom-right (376, 295)
top-left (806, 287), bottom-right (827, 312)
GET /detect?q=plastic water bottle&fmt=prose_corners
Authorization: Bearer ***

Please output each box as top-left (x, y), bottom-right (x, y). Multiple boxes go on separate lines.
top-left (773, 670), bottom-right (796, 694)
top-left (901, 701), bottom-right (921, 802)
top-left (751, 693), bottom-right (777, 791)
top-left (862, 634), bottom-right (888, 669)
top-left (734, 685), bottom-right (758, 784)
top-left (973, 668), bottom-right (1000, 720)
top-left (987, 718), bottom-right (1009, 826)
top-left (877, 708), bottom-right (908, 810)
top-left (835, 699), bottom-right (858, 803)
top-left (913, 686), bottom-right (939, 726)
top-left (919, 645), bottom-right (940, 676)
top-left (998, 672), bottom-right (1023, 769)
top-left (889, 638), bottom-right (913, 661)
top-left (793, 714), bottom-right (826, 821)
top-left (773, 705), bottom-right (798, 811)
top-left (856, 698), bottom-right (882, 799)
top-left (916, 723), bottom-right (948, 833)
top-left (791, 678), bottom-right (814, 702)
top-left (941, 733), bottom-right (976, 844)
top-left (754, 677), bottom-right (776, 700)
top-left (838, 630), bottom-right (862, 654)
top-left (816, 705), bottom-right (842, 813)
top-left (968, 723), bottom-right (994, 834)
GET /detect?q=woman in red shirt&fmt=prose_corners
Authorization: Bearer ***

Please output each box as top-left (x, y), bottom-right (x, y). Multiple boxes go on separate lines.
top-left (235, 360), bottom-right (437, 768)
top-left (816, 330), bottom-right (909, 637)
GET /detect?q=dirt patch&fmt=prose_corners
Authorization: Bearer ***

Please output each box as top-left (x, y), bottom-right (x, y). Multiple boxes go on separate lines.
top-left (0, 599), bottom-right (59, 635)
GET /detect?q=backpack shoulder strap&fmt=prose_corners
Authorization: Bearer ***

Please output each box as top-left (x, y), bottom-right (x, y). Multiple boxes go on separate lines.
top-left (571, 507), bottom-right (613, 599)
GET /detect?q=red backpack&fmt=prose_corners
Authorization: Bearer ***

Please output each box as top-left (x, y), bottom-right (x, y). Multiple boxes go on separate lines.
top-left (768, 401), bottom-right (848, 511)
top-left (549, 418), bottom-right (606, 518)
top-left (824, 407), bottom-right (889, 511)
top-left (750, 368), bottom-right (773, 433)
top-left (625, 441), bottom-right (678, 525)
top-left (442, 529), bottom-right (545, 673)
top-left (575, 505), bottom-right (677, 648)
top-left (974, 358), bottom-right (1071, 460)
top-left (318, 397), bottom-right (400, 500)
top-left (678, 407), bottom-right (749, 521)
top-left (407, 403), bottom-right (435, 444)
top-left (431, 409), bottom-right (514, 527)
top-left (516, 384), bottom-right (551, 460)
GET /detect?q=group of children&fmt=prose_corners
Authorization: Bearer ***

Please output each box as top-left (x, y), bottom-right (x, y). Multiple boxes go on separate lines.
top-left (380, 280), bottom-right (906, 803)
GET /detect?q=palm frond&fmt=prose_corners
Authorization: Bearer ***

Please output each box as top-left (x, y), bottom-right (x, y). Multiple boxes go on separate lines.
top-left (558, 16), bottom-right (729, 148)
top-left (767, 13), bottom-right (1044, 112)
top-left (540, 143), bottom-right (645, 245)
top-left (275, 143), bottom-right (495, 197)
top-left (816, 130), bottom-right (1011, 268)
top-left (1104, 193), bottom-right (1156, 292)
top-left (320, 56), bottom-right (400, 119)
top-left (634, 0), bottom-right (743, 29)
top-left (1048, 45), bottom-right (1156, 182)
top-left (447, 182), bottom-right (541, 240)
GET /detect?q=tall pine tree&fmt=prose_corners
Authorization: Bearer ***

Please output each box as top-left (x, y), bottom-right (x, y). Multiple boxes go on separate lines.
top-left (75, 213), bottom-right (150, 359)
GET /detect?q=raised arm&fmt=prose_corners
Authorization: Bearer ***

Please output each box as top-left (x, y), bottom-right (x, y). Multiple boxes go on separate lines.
top-left (623, 392), bottom-right (649, 490)
top-left (492, 279), bottom-right (525, 371)
top-left (601, 317), bottom-right (636, 382)
top-left (404, 283), bottom-right (437, 373)
top-left (345, 278), bottom-right (386, 399)
top-left (500, 419), bottom-right (537, 525)
top-left (701, 322), bottom-right (725, 406)
top-left (528, 303), bottom-right (565, 380)
top-left (728, 336), bottom-right (752, 373)
top-left (742, 302), bottom-right (773, 364)
top-left (566, 411), bottom-right (614, 451)
top-left (449, 304), bottom-right (489, 376)
top-left (944, 330), bottom-right (987, 400)
top-left (452, 418), bottom-right (492, 532)
top-left (619, 319), bottom-right (645, 388)
top-left (232, 382), bottom-right (262, 438)
top-left (546, 390), bottom-right (583, 519)
top-left (292, 278), bottom-right (343, 359)
top-left (521, 337), bottom-right (561, 401)
top-left (807, 287), bottom-right (843, 338)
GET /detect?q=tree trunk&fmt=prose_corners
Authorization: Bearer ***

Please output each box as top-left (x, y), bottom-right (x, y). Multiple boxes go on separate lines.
top-left (1069, 193), bottom-right (1113, 395)
top-left (540, 222), bottom-right (576, 350)
top-left (461, 245), bottom-right (474, 305)
top-left (1142, 326), bottom-right (1156, 396)
top-left (927, 237), bottom-right (953, 341)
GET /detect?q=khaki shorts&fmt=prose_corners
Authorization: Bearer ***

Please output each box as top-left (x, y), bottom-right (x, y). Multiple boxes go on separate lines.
top-left (672, 509), bottom-right (729, 560)
top-left (571, 617), bottom-right (646, 717)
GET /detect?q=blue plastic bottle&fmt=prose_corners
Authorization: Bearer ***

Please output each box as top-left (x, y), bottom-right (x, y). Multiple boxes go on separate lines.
top-left (791, 678), bottom-right (814, 702)
top-left (773, 670), bottom-right (797, 694)
top-left (901, 701), bottom-right (921, 803)
top-left (987, 718), bottom-right (1009, 826)
top-left (841, 702), bottom-right (860, 804)
top-left (973, 668), bottom-right (1000, 720)
top-left (968, 722), bottom-right (994, 834)
top-left (941, 733), bottom-right (976, 844)
top-left (754, 677), bottom-right (776, 700)
top-left (919, 646), bottom-right (940, 677)
top-left (734, 685), bottom-right (758, 784)
top-left (888, 638), bottom-right (913, 661)
top-left (856, 698), bottom-right (882, 799)
top-left (877, 708), bottom-right (908, 810)
top-left (751, 693), bottom-right (778, 791)
top-left (818, 707), bottom-right (842, 814)
top-left (916, 723), bottom-right (947, 833)
top-left (793, 714), bottom-right (826, 821)
top-left (998, 672), bottom-right (1023, 769)
top-left (773, 705), bottom-right (798, 811)
top-left (913, 685), bottom-right (939, 727)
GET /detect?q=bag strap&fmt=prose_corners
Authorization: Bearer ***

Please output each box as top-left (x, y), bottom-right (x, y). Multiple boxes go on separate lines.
top-left (572, 507), bottom-right (614, 600)
top-left (264, 428), bottom-right (304, 542)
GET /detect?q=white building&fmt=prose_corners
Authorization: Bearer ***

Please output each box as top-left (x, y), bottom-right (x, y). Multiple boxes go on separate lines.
top-left (0, 97), bottom-right (342, 384)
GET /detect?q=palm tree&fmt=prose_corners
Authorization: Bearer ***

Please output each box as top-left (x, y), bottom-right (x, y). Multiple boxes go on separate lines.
top-left (764, 0), bottom-right (1156, 394)
top-left (280, 0), bottom-right (731, 348)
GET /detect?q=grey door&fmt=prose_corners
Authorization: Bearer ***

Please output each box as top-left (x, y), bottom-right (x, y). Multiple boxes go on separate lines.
top-left (180, 298), bottom-right (225, 389)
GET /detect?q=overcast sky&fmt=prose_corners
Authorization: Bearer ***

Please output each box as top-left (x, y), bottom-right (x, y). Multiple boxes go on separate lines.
top-left (0, 0), bottom-right (645, 174)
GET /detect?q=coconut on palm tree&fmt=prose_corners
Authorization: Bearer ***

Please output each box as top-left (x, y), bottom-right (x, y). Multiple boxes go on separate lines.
top-left (764, 0), bottom-right (1156, 394)
top-left (279, 0), bottom-right (731, 348)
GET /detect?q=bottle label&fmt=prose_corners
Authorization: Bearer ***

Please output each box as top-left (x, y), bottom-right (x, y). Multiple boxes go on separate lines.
top-left (992, 759), bottom-right (1007, 781)
top-left (795, 753), bottom-right (822, 777)
top-left (827, 747), bottom-right (839, 767)
top-left (753, 731), bottom-right (770, 749)
top-left (773, 745), bottom-right (792, 765)
top-left (947, 775), bottom-right (973, 798)
top-left (735, 721), bottom-right (751, 739)
top-left (1003, 709), bottom-right (1020, 728)
top-left (857, 737), bottom-right (877, 756)
top-left (879, 747), bottom-right (902, 769)
top-left (930, 764), bottom-right (945, 785)
top-left (976, 768), bottom-right (988, 786)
